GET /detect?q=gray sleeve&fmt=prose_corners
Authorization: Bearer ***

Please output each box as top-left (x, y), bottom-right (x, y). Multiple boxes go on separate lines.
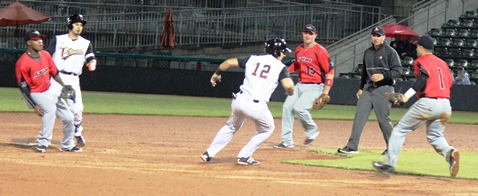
top-left (278, 66), bottom-right (290, 81)
top-left (386, 47), bottom-right (403, 80)
top-left (237, 56), bottom-right (251, 69)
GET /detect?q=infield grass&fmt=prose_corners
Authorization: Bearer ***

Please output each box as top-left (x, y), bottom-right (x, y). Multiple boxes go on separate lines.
top-left (1, 87), bottom-right (478, 179)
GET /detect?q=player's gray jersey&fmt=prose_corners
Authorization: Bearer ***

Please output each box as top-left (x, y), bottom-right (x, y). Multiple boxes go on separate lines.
top-left (239, 54), bottom-right (286, 102)
top-left (48, 34), bottom-right (94, 76)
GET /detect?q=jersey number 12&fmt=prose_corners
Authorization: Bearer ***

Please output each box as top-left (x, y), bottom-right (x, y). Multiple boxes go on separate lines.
top-left (252, 63), bottom-right (271, 79)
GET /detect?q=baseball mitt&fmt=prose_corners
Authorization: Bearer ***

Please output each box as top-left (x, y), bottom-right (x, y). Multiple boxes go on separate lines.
top-left (384, 92), bottom-right (405, 106)
top-left (312, 93), bottom-right (330, 111)
top-left (60, 85), bottom-right (76, 103)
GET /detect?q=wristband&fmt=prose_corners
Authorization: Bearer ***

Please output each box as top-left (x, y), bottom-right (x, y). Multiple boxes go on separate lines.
top-left (215, 69), bottom-right (223, 75)
top-left (325, 78), bottom-right (333, 86)
top-left (404, 88), bottom-right (416, 99)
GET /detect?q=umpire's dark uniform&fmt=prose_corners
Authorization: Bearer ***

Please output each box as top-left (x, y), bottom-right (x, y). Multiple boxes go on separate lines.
top-left (341, 41), bottom-right (402, 153)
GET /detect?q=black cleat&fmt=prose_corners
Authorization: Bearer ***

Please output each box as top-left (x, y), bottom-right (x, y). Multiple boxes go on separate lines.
top-left (372, 161), bottom-right (394, 176)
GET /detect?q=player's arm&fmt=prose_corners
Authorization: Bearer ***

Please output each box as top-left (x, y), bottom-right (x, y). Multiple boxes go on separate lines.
top-left (279, 66), bottom-right (294, 96)
top-left (16, 62), bottom-right (37, 108)
top-left (402, 63), bottom-right (428, 102)
top-left (85, 43), bottom-right (97, 71)
top-left (317, 50), bottom-right (335, 94)
top-left (359, 59), bottom-right (367, 90)
top-left (45, 37), bottom-right (57, 55)
top-left (210, 57), bottom-right (247, 87)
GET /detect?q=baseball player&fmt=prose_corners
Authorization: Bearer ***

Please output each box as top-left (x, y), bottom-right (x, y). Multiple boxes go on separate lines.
top-left (274, 24), bottom-right (335, 149)
top-left (338, 26), bottom-right (402, 155)
top-left (46, 14), bottom-right (97, 147)
top-left (201, 38), bottom-right (295, 165)
top-left (15, 30), bottom-right (81, 153)
top-left (373, 36), bottom-right (459, 177)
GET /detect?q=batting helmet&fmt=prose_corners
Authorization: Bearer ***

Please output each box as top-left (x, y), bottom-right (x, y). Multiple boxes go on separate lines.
top-left (264, 38), bottom-right (291, 58)
top-left (67, 14), bottom-right (87, 30)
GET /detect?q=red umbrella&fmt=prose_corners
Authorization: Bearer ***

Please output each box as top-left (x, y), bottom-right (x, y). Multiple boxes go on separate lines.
top-left (0, 2), bottom-right (50, 26)
top-left (383, 24), bottom-right (419, 39)
top-left (160, 9), bottom-right (176, 49)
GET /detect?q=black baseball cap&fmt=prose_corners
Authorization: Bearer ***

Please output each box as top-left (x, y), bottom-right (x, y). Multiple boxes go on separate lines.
top-left (303, 24), bottom-right (317, 34)
top-left (371, 26), bottom-right (385, 36)
top-left (417, 36), bottom-right (434, 50)
top-left (24, 30), bottom-right (45, 42)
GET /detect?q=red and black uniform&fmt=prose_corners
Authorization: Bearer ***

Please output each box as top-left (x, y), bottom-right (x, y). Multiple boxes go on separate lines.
top-left (289, 43), bottom-right (334, 83)
top-left (412, 54), bottom-right (452, 98)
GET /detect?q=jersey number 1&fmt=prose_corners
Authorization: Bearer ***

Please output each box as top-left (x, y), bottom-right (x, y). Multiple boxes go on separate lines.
top-left (252, 63), bottom-right (271, 79)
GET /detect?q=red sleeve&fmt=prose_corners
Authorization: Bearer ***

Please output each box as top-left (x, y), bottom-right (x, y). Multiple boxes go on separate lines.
top-left (43, 51), bottom-right (58, 76)
top-left (288, 47), bottom-right (300, 73)
top-left (316, 46), bottom-right (334, 75)
top-left (15, 60), bottom-right (23, 85)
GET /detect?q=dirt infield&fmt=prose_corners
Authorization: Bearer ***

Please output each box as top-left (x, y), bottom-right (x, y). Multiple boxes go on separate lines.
top-left (1, 113), bottom-right (477, 195)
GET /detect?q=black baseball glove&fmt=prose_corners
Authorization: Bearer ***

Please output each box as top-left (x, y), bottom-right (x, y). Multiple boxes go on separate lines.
top-left (384, 92), bottom-right (405, 106)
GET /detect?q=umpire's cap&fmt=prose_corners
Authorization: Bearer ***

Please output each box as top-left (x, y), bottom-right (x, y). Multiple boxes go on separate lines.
top-left (371, 26), bottom-right (385, 36)
top-left (24, 30), bottom-right (45, 42)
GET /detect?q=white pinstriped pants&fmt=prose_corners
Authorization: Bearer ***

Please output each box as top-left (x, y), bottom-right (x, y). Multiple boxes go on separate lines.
top-left (206, 92), bottom-right (275, 158)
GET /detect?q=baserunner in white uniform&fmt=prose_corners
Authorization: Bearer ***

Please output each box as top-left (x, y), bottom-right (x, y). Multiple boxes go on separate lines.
top-left (46, 14), bottom-right (97, 147)
top-left (201, 38), bottom-right (295, 165)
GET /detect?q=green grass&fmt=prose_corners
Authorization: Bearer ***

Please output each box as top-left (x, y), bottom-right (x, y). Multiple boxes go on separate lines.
top-left (2, 87), bottom-right (478, 179)
top-left (284, 148), bottom-right (478, 180)
top-left (1, 87), bottom-right (477, 124)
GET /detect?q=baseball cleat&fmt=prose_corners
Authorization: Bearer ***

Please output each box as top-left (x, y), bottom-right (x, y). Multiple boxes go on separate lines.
top-left (381, 149), bottom-right (388, 155)
top-left (237, 157), bottom-right (260, 165)
top-left (273, 142), bottom-right (294, 149)
top-left (36, 145), bottom-right (47, 153)
top-left (201, 151), bottom-right (212, 162)
top-left (75, 135), bottom-right (86, 147)
top-left (337, 147), bottom-right (359, 154)
top-left (449, 149), bottom-right (460, 177)
top-left (372, 161), bottom-right (394, 176)
top-left (59, 146), bottom-right (82, 152)
top-left (303, 138), bottom-right (315, 146)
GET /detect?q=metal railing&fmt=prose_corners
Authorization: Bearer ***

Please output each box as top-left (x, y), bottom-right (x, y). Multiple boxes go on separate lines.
top-left (0, 1), bottom-right (385, 50)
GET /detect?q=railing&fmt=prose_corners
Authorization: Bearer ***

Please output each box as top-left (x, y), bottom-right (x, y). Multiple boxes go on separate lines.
top-left (0, 1), bottom-right (385, 50)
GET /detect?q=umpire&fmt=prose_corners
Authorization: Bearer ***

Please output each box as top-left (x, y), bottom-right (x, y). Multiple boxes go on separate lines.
top-left (338, 26), bottom-right (402, 154)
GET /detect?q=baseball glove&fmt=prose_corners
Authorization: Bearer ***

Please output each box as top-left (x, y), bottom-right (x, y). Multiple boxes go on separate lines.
top-left (384, 92), bottom-right (405, 106)
top-left (312, 93), bottom-right (330, 111)
top-left (60, 85), bottom-right (76, 103)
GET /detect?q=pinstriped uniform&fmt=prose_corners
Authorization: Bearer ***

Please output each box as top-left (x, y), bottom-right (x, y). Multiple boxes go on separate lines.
top-left (206, 54), bottom-right (289, 159)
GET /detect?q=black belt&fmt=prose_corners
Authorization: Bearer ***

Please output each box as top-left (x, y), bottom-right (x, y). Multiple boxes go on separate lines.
top-left (301, 82), bottom-right (321, 84)
top-left (60, 70), bottom-right (79, 76)
top-left (235, 91), bottom-right (260, 103)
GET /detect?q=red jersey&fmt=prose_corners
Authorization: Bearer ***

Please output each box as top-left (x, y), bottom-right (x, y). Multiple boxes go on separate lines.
top-left (15, 50), bottom-right (58, 93)
top-left (288, 43), bottom-right (334, 83)
top-left (413, 54), bottom-right (452, 98)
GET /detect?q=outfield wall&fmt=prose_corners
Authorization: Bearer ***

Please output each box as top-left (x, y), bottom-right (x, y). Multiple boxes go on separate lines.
top-left (1, 63), bottom-right (477, 111)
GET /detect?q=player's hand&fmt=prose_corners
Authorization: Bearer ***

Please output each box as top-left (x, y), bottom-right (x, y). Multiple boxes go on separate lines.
top-left (87, 60), bottom-right (97, 71)
top-left (356, 89), bottom-right (363, 99)
top-left (370, 73), bottom-right (384, 82)
top-left (33, 105), bottom-right (44, 117)
top-left (210, 73), bottom-right (222, 87)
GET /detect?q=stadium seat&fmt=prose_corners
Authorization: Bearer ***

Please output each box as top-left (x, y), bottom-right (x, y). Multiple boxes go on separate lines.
top-left (470, 71), bottom-right (478, 80)
top-left (461, 48), bottom-right (474, 57)
top-left (464, 10), bottom-right (478, 18)
top-left (401, 56), bottom-right (414, 67)
top-left (428, 28), bottom-right (442, 37)
top-left (451, 38), bottom-right (464, 46)
top-left (402, 67), bottom-right (413, 76)
top-left (444, 58), bottom-right (455, 68)
top-left (470, 29), bottom-right (478, 37)
top-left (442, 28), bottom-right (456, 37)
top-left (464, 39), bottom-right (477, 47)
top-left (455, 59), bottom-right (469, 68)
top-left (443, 19), bottom-right (459, 27)
top-left (470, 60), bottom-right (478, 68)
top-left (456, 29), bottom-right (470, 37)
top-left (436, 38), bottom-right (451, 46)
top-left (459, 18), bottom-right (474, 27)
top-left (433, 47), bottom-right (448, 57)
top-left (407, 77), bottom-right (417, 82)
top-left (447, 48), bottom-right (461, 57)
